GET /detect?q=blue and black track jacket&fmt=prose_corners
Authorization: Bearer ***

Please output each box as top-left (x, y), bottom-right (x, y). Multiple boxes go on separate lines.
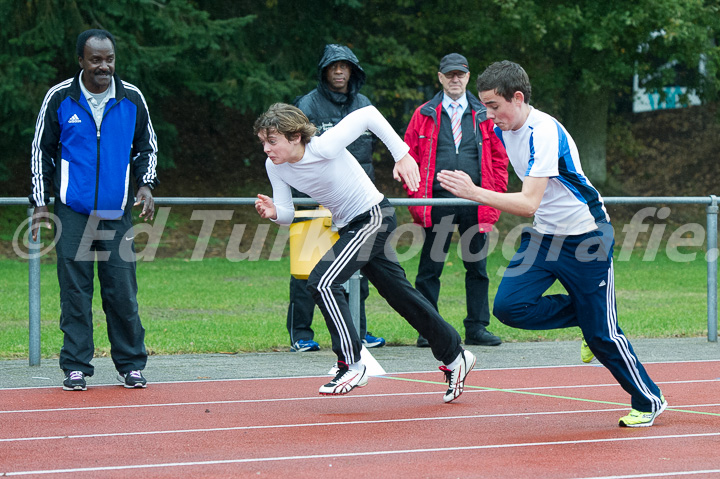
top-left (30, 71), bottom-right (158, 220)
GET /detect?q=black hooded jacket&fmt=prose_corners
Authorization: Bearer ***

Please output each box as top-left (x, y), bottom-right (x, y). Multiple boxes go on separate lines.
top-left (294, 44), bottom-right (375, 181)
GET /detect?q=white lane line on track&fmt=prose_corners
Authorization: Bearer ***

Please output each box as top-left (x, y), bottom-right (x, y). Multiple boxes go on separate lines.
top-left (572, 470), bottom-right (720, 479)
top-left (3, 359), bottom-right (718, 391)
top-left (3, 433), bottom-right (720, 476)
top-left (1, 378), bottom-right (718, 414)
top-left (0, 376), bottom-right (720, 415)
top-left (2, 404), bottom-right (720, 443)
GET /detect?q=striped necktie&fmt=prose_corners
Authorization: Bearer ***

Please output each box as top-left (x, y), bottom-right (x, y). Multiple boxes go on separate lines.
top-left (450, 101), bottom-right (462, 151)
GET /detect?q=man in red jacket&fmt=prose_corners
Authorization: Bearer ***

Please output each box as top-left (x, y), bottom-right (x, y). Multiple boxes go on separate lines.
top-left (404, 53), bottom-right (509, 347)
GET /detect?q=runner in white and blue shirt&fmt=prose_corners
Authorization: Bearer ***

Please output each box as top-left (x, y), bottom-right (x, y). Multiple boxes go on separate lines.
top-left (497, 106), bottom-right (610, 235)
top-left (438, 60), bottom-right (666, 427)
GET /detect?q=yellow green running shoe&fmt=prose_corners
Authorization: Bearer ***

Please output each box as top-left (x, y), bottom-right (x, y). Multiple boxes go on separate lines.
top-left (619, 395), bottom-right (667, 427)
top-left (581, 338), bottom-right (596, 363)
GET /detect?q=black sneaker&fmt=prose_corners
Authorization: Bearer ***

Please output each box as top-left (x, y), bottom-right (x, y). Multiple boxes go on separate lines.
top-left (63, 371), bottom-right (87, 391)
top-left (465, 329), bottom-right (502, 346)
top-left (117, 370), bottom-right (147, 388)
top-left (416, 334), bottom-right (430, 348)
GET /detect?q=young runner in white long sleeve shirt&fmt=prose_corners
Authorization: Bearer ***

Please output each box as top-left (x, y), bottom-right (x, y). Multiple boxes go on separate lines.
top-left (254, 104), bottom-right (475, 400)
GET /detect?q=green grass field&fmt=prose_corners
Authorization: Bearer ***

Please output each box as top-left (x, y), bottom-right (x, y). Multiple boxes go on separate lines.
top-left (0, 244), bottom-right (713, 359)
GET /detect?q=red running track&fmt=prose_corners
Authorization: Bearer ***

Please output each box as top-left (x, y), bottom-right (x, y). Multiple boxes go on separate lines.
top-left (1, 360), bottom-right (719, 478)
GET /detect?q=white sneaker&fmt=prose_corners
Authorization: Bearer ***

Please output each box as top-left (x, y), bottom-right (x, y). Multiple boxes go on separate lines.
top-left (440, 350), bottom-right (476, 403)
top-left (319, 361), bottom-right (368, 395)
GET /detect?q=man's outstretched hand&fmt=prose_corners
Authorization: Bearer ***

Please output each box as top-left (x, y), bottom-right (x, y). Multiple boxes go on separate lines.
top-left (393, 153), bottom-right (420, 192)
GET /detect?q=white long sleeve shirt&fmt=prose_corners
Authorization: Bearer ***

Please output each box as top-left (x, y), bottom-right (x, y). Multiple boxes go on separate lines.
top-left (265, 106), bottom-right (410, 227)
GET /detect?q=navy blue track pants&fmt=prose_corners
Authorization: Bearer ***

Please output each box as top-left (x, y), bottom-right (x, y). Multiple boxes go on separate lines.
top-left (493, 226), bottom-right (663, 412)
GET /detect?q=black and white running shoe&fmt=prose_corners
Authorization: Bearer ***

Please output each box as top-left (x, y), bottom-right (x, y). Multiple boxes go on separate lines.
top-left (439, 350), bottom-right (476, 403)
top-left (319, 361), bottom-right (368, 395)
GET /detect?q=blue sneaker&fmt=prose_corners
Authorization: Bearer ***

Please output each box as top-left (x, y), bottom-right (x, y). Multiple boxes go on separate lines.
top-left (363, 332), bottom-right (386, 348)
top-left (291, 339), bottom-right (320, 352)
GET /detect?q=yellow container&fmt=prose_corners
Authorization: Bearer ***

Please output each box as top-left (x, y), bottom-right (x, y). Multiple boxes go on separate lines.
top-left (289, 207), bottom-right (340, 280)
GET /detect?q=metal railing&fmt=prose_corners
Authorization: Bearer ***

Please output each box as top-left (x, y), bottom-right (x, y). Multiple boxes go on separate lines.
top-left (1, 195), bottom-right (717, 365)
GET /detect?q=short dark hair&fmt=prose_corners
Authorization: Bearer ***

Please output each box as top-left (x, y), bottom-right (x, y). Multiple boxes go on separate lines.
top-left (476, 60), bottom-right (532, 104)
top-left (76, 29), bottom-right (116, 58)
top-left (253, 103), bottom-right (317, 145)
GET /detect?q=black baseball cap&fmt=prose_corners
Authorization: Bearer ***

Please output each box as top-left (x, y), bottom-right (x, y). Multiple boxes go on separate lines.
top-left (439, 53), bottom-right (469, 74)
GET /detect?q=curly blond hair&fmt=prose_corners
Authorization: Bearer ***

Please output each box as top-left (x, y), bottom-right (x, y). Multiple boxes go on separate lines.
top-left (253, 103), bottom-right (317, 145)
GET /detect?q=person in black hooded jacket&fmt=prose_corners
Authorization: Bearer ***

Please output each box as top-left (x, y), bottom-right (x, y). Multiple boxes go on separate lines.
top-left (286, 44), bottom-right (385, 353)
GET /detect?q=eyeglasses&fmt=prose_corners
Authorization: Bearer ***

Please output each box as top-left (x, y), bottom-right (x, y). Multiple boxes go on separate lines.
top-left (443, 71), bottom-right (467, 79)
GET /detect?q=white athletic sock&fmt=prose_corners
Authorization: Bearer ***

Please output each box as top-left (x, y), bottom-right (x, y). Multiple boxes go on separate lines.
top-left (348, 360), bottom-right (365, 371)
top-left (446, 352), bottom-right (463, 370)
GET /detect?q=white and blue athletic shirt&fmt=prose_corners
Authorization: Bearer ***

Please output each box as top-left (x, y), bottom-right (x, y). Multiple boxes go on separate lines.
top-left (496, 107), bottom-right (610, 235)
top-left (265, 106), bottom-right (410, 228)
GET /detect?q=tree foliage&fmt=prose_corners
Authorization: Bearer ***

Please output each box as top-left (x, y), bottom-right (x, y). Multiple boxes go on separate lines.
top-left (1, 0), bottom-right (718, 186)
top-left (349, 0), bottom-right (720, 181)
top-left (0, 0), bottom-right (255, 177)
